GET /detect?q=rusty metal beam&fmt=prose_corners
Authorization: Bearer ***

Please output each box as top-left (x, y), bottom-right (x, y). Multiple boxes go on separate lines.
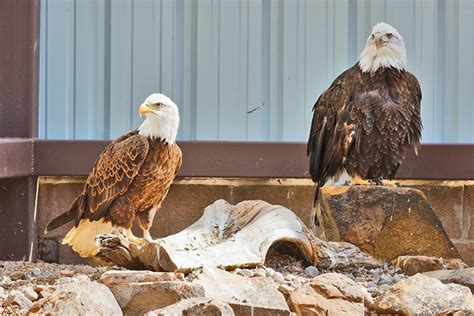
top-left (20, 140), bottom-right (474, 180)
top-left (0, 139), bottom-right (34, 178)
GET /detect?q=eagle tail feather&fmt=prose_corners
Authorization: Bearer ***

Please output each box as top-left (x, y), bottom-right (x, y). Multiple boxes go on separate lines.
top-left (45, 195), bottom-right (81, 233)
top-left (312, 183), bottom-right (321, 226)
top-left (313, 182), bottom-right (321, 207)
top-left (62, 219), bottom-right (115, 258)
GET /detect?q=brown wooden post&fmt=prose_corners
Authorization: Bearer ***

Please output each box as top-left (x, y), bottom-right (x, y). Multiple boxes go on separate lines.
top-left (0, 0), bottom-right (40, 260)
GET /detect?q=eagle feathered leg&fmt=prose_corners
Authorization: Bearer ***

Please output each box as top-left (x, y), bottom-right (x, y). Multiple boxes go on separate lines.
top-left (125, 229), bottom-right (146, 245)
top-left (137, 206), bottom-right (158, 242)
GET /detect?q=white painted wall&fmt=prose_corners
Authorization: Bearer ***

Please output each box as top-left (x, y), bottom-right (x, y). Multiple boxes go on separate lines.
top-left (39, 0), bottom-right (474, 143)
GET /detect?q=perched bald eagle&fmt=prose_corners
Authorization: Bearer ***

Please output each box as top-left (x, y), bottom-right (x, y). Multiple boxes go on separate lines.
top-left (308, 23), bottom-right (422, 207)
top-left (45, 93), bottom-right (182, 257)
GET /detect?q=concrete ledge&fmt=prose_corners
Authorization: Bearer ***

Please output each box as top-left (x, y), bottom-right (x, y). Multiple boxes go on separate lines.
top-left (37, 177), bottom-right (474, 265)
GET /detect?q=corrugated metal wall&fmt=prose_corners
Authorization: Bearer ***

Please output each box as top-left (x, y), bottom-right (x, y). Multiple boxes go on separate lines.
top-left (39, 0), bottom-right (474, 143)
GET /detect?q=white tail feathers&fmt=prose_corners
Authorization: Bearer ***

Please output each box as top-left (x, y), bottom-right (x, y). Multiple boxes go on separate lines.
top-left (62, 219), bottom-right (116, 257)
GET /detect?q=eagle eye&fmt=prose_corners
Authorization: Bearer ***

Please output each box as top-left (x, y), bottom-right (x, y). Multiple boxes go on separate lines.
top-left (386, 33), bottom-right (393, 39)
top-left (371, 34), bottom-right (375, 39)
top-left (150, 102), bottom-right (163, 109)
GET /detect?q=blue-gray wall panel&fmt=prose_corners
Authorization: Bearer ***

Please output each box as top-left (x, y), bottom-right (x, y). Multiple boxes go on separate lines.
top-left (40, 0), bottom-right (474, 143)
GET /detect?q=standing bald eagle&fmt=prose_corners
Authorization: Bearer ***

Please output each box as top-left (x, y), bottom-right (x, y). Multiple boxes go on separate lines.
top-left (45, 93), bottom-right (182, 257)
top-left (308, 22), bottom-right (422, 207)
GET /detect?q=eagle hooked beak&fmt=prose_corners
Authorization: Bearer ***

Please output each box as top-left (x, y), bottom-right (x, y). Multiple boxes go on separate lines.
top-left (138, 103), bottom-right (154, 116)
top-left (374, 35), bottom-right (383, 49)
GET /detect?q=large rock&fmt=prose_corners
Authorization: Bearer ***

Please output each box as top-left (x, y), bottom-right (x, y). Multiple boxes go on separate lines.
top-left (146, 298), bottom-right (235, 316)
top-left (393, 255), bottom-right (467, 275)
top-left (424, 267), bottom-right (474, 292)
top-left (374, 274), bottom-right (474, 314)
top-left (28, 278), bottom-right (122, 315)
top-left (193, 266), bottom-right (290, 315)
top-left (99, 270), bottom-right (204, 315)
top-left (288, 273), bottom-right (370, 315)
top-left (317, 186), bottom-right (460, 261)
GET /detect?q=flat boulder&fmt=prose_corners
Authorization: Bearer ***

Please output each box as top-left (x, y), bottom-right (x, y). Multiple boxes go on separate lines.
top-left (393, 255), bottom-right (467, 275)
top-left (374, 273), bottom-right (474, 314)
top-left (424, 267), bottom-right (474, 292)
top-left (193, 266), bottom-right (290, 315)
top-left (316, 186), bottom-right (460, 261)
top-left (146, 298), bottom-right (235, 316)
top-left (99, 270), bottom-right (204, 315)
top-left (28, 277), bottom-right (122, 316)
top-left (288, 273), bottom-right (370, 315)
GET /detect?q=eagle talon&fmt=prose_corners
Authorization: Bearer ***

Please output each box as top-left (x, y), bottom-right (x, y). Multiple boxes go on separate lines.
top-left (368, 178), bottom-right (384, 186)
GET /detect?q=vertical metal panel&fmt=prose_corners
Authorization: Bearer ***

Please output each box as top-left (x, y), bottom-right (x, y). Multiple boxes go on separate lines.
top-left (109, 0), bottom-right (133, 138)
top-left (195, 0), bottom-right (219, 139)
top-left (218, 0), bottom-right (247, 140)
top-left (457, 0), bottom-right (474, 143)
top-left (45, 0), bottom-right (75, 139)
top-left (247, 0), bottom-right (265, 140)
top-left (40, 0), bottom-right (474, 143)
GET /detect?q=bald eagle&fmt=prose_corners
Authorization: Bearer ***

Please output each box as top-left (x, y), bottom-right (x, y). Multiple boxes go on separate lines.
top-left (308, 23), bottom-right (422, 208)
top-left (45, 93), bottom-right (182, 257)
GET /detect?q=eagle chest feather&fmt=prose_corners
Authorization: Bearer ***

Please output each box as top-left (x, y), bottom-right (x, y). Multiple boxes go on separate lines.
top-left (346, 69), bottom-right (421, 179)
top-left (125, 139), bottom-right (181, 212)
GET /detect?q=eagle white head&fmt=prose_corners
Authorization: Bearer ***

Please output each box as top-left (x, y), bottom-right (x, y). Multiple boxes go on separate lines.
top-left (138, 93), bottom-right (179, 144)
top-left (358, 22), bottom-right (407, 73)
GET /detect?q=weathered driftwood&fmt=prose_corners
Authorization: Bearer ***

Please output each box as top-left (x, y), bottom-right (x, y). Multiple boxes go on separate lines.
top-left (97, 199), bottom-right (321, 272)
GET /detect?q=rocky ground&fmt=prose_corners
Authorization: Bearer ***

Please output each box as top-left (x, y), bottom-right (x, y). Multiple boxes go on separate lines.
top-left (0, 261), bottom-right (121, 315)
top-left (2, 189), bottom-right (474, 315)
top-left (2, 252), bottom-right (473, 315)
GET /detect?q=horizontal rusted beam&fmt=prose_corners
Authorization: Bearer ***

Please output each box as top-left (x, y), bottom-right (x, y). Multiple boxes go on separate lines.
top-left (399, 144), bottom-right (474, 180)
top-left (0, 138), bottom-right (34, 178)
top-left (1, 139), bottom-right (472, 180)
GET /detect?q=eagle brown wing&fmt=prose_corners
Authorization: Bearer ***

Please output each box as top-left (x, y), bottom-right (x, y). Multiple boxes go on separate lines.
top-left (403, 72), bottom-right (422, 153)
top-left (307, 64), bottom-right (359, 188)
top-left (77, 131), bottom-right (149, 224)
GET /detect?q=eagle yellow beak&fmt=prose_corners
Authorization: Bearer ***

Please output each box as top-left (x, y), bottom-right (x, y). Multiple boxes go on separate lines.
top-left (375, 37), bottom-right (382, 49)
top-left (138, 103), bottom-right (153, 116)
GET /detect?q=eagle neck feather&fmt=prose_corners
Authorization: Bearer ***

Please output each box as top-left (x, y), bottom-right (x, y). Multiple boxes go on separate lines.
top-left (138, 112), bottom-right (179, 144)
top-left (358, 42), bottom-right (407, 74)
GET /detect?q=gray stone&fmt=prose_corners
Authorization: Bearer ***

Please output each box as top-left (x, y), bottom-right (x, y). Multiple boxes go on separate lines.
top-left (272, 272), bottom-right (284, 283)
top-left (0, 275), bottom-right (11, 287)
top-left (72, 265), bottom-right (98, 274)
top-left (9, 271), bottom-right (24, 281)
top-left (4, 292), bottom-right (33, 310)
top-left (29, 268), bottom-right (42, 278)
top-left (236, 269), bottom-right (253, 278)
top-left (304, 266), bottom-right (320, 278)
top-left (0, 287), bottom-right (7, 301)
top-left (378, 275), bottom-right (393, 285)
top-left (265, 268), bottom-right (275, 277)
top-left (254, 268), bottom-right (267, 278)
top-left (22, 286), bottom-right (38, 302)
